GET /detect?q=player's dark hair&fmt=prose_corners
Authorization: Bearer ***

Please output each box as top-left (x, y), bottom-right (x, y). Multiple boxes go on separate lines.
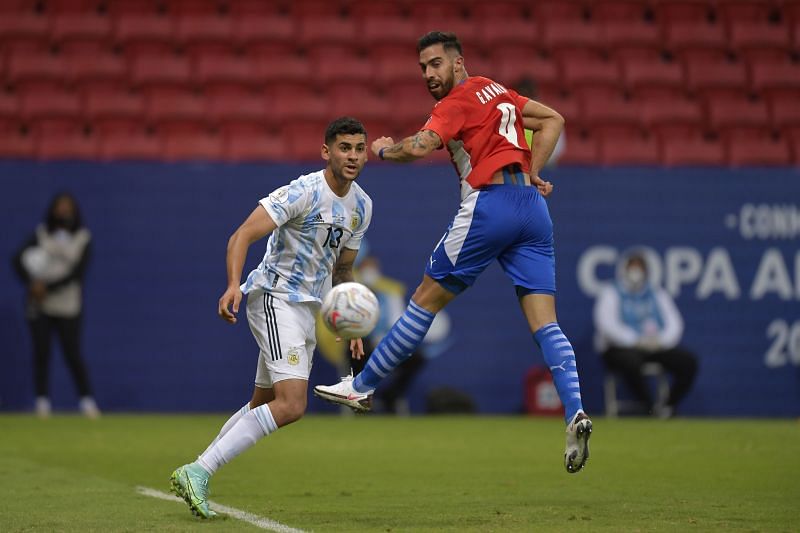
top-left (45, 192), bottom-right (83, 233)
top-left (417, 31), bottom-right (462, 55)
top-left (325, 117), bottom-right (367, 145)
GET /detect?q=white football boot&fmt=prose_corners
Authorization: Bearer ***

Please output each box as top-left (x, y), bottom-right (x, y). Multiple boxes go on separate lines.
top-left (564, 411), bottom-right (592, 474)
top-left (313, 373), bottom-right (373, 412)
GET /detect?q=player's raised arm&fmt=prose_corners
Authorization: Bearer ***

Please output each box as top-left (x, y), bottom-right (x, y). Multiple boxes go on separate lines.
top-left (371, 129), bottom-right (443, 163)
top-left (218, 206), bottom-right (277, 324)
top-left (520, 98), bottom-right (565, 179)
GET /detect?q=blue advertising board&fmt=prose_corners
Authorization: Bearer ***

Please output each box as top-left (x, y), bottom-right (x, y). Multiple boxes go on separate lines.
top-left (0, 161), bottom-right (797, 416)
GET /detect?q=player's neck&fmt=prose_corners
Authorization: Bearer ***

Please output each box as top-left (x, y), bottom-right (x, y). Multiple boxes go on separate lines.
top-left (323, 168), bottom-right (352, 197)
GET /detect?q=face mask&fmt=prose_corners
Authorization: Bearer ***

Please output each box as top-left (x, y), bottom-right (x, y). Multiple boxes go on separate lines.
top-left (359, 266), bottom-right (380, 286)
top-left (53, 216), bottom-right (74, 229)
top-left (625, 266), bottom-right (646, 288)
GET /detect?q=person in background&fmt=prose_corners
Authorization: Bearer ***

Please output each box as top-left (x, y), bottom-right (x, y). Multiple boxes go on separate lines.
top-left (357, 251), bottom-right (454, 414)
top-left (13, 192), bottom-right (100, 419)
top-left (515, 77), bottom-right (565, 168)
top-left (594, 250), bottom-right (699, 418)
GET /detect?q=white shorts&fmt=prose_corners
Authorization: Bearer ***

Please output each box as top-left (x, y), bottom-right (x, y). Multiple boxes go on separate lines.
top-left (246, 289), bottom-right (318, 388)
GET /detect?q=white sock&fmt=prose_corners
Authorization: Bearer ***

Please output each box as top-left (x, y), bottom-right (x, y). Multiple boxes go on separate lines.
top-left (200, 403), bottom-right (251, 457)
top-left (197, 404), bottom-right (278, 475)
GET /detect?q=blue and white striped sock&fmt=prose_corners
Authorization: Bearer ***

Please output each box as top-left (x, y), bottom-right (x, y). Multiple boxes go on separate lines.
top-left (353, 300), bottom-right (435, 393)
top-left (533, 322), bottom-right (584, 424)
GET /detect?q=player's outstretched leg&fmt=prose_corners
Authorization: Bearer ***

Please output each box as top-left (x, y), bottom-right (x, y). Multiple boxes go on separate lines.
top-left (564, 411), bottom-right (593, 474)
top-left (169, 463), bottom-right (217, 519)
top-left (315, 300), bottom-right (436, 411)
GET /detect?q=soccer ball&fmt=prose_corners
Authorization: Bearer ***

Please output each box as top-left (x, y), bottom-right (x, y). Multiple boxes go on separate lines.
top-left (321, 282), bottom-right (380, 339)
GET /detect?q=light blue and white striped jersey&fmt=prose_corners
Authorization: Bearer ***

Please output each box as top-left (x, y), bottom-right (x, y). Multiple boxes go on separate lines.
top-left (241, 170), bottom-right (372, 304)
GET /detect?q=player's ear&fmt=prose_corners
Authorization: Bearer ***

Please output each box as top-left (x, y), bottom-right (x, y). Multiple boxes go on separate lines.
top-left (321, 142), bottom-right (330, 161)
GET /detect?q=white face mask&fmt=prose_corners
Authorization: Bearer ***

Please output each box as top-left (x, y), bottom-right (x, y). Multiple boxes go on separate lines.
top-left (359, 266), bottom-right (380, 287)
top-left (625, 266), bottom-right (646, 288)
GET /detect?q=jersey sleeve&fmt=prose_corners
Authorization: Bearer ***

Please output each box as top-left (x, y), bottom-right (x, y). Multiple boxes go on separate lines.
top-left (506, 87), bottom-right (531, 111)
top-left (423, 99), bottom-right (466, 145)
top-left (345, 194), bottom-right (373, 250)
top-left (259, 179), bottom-right (310, 226)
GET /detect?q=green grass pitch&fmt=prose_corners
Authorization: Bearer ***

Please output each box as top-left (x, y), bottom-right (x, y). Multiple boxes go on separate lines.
top-left (1, 414), bottom-right (797, 532)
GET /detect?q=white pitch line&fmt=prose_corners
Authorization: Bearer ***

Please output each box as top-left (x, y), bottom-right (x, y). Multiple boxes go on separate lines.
top-left (136, 486), bottom-right (307, 533)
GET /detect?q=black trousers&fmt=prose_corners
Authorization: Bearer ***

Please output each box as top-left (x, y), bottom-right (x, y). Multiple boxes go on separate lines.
top-left (28, 313), bottom-right (93, 398)
top-left (602, 346), bottom-right (698, 410)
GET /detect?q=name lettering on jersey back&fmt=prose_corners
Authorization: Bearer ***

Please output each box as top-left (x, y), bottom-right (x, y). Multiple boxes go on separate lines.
top-left (475, 83), bottom-right (509, 105)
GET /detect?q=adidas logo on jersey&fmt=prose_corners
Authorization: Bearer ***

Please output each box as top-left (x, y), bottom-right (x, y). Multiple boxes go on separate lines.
top-left (312, 213), bottom-right (324, 223)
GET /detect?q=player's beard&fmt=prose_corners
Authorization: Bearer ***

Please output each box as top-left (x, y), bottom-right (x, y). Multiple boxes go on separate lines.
top-left (428, 71), bottom-right (455, 101)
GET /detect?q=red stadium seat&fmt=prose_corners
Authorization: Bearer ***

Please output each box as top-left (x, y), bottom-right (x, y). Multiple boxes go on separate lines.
top-left (542, 21), bottom-right (603, 50)
top-left (559, 130), bottom-right (599, 165)
top-left (20, 88), bottom-right (81, 120)
top-left (561, 58), bottom-right (620, 90)
top-left (728, 22), bottom-right (791, 54)
top-left (46, 0), bottom-right (103, 13)
top-left (639, 96), bottom-right (703, 130)
top-left (417, 17), bottom-right (481, 49)
top-left (351, 0), bottom-right (405, 19)
top-left (705, 95), bottom-right (770, 130)
top-left (64, 51), bottom-right (126, 85)
top-left (386, 81), bottom-right (433, 126)
top-left (0, 14), bottom-right (48, 45)
top-left (113, 15), bottom-right (174, 49)
top-left (37, 130), bottom-right (98, 160)
top-left (99, 130), bottom-right (161, 160)
top-left (684, 59), bottom-right (748, 93)
top-left (329, 86), bottom-right (387, 122)
top-left (663, 22), bottom-right (727, 54)
top-left (482, 19), bottom-right (539, 48)
top-left (165, 0), bottom-right (227, 14)
top-left (592, 0), bottom-right (649, 21)
top-left (291, 0), bottom-right (347, 17)
top-left (0, 91), bottom-right (19, 118)
top-left (6, 52), bottom-right (65, 85)
top-left (767, 91), bottom-right (800, 129)
top-left (283, 120), bottom-right (330, 160)
top-left (314, 56), bottom-right (374, 85)
top-left (750, 62), bottom-right (800, 92)
top-left (145, 88), bottom-right (207, 125)
top-left (175, 14), bottom-right (234, 46)
top-left (224, 128), bottom-right (286, 162)
top-left (0, 127), bottom-right (35, 158)
top-left (653, 0), bottom-right (711, 24)
top-left (107, 0), bottom-right (162, 15)
top-left (83, 87), bottom-right (145, 120)
top-left (129, 54), bottom-right (193, 88)
top-left (361, 16), bottom-right (417, 48)
top-left (600, 132), bottom-right (660, 165)
top-left (660, 137), bottom-right (725, 166)
top-left (194, 53), bottom-right (263, 87)
top-left (716, 0), bottom-right (775, 25)
top-left (581, 94), bottom-right (641, 127)
top-left (492, 50), bottom-right (559, 93)
top-left (270, 88), bottom-right (329, 122)
top-left (161, 129), bottom-right (224, 161)
top-left (297, 16), bottom-right (357, 47)
top-left (233, 14), bottom-right (295, 47)
top-left (50, 14), bottom-right (112, 44)
top-left (537, 90), bottom-right (582, 128)
top-left (229, 0), bottom-right (290, 15)
top-left (621, 58), bottom-right (684, 92)
top-left (532, 0), bottom-right (586, 22)
top-left (727, 136), bottom-right (791, 166)
top-left (207, 90), bottom-right (272, 126)
top-left (373, 51), bottom-right (424, 86)
top-left (257, 54), bottom-right (312, 84)
top-left (601, 21), bottom-right (660, 48)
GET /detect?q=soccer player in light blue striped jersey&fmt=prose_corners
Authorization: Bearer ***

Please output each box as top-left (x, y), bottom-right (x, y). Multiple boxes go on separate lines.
top-left (170, 117), bottom-right (373, 519)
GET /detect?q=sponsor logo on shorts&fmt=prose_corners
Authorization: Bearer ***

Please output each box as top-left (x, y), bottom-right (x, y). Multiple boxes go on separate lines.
top-left (287, 347), bottom-right (301, 366)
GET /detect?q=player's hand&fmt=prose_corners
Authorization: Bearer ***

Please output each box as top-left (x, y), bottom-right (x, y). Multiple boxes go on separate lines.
top-left (218, 285), bottom-right (242, 324)
top-left (532, 175), bottom-right (554, 197)
top-left (371, 137), bottom-right (395, 157)
top-left (349, 338), bottom-right (365, 360)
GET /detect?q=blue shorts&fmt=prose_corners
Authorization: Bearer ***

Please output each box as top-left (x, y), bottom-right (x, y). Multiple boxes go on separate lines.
top-left (425, 184), bottom-right (556, 296)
